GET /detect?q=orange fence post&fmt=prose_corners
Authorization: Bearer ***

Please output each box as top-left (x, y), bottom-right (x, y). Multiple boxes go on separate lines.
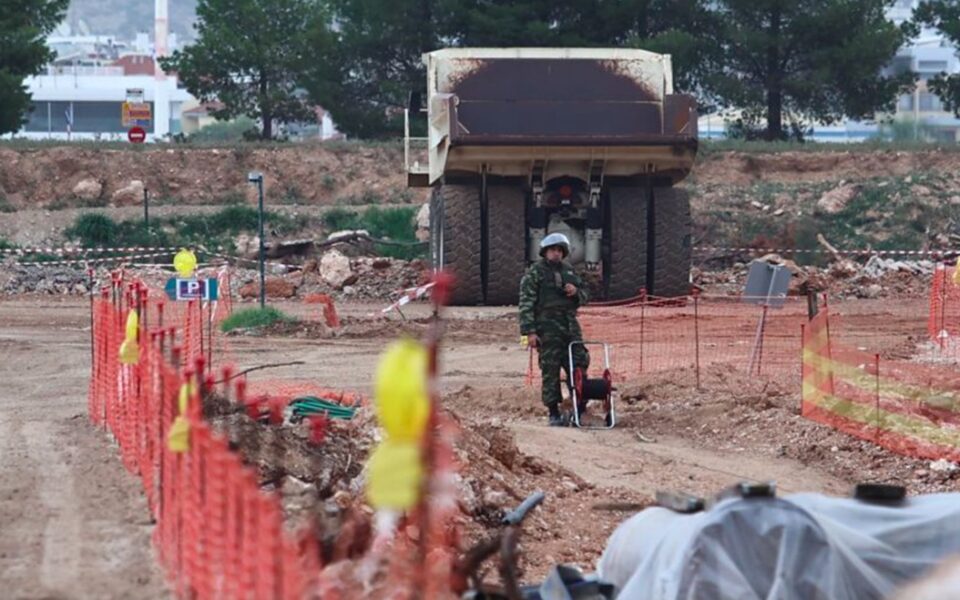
top-left (693, 291), bottom-right (701, 389)
top-left (799, 323), bottom-right (806, 415)
top-left (874, 353), bottom-right (881, 444)
top-left (940, 265), bottom-right (948, 350)
top-left (639, 288), bottom-right (646, 373)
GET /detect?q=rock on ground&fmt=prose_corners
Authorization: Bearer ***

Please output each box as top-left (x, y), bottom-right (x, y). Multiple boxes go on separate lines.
top-left (816, 184), bottom-right (861, 215)
top-left (415, 203), bottom-right (430, 242)
top-left (71, 178), bottom-right (102, 202)
top-left (320, 250), bottom-right (356, 289)
top-left (110, 180), bottom-right (145, 207)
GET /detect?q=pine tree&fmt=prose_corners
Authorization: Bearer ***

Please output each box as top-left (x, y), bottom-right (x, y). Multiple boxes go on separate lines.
top-left (700, 0), bottom-right (915, 140)
top-left (0, 0), bottom-right (69, 135)
top-left (160, 0), bottom-right (333, 139)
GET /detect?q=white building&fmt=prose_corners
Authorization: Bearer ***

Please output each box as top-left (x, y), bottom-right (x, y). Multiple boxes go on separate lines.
top-left (19, 60), bottom-right (193, 142)
top-left (14, 1), bottom-right (342, 144)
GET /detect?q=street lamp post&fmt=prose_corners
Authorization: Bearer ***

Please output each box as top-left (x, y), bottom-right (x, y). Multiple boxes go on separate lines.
top-left (248, 171), bottom-right (265, 309)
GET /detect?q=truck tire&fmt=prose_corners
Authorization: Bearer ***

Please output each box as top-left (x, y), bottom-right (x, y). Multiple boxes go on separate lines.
top-left (604, 185), bottom-right (649, 300)
top-left (484, 185), bottom-right (527, 305)
top-left (650, 186), bottom-right (692, 297)
top-left (434, 184), bottom-right (483, 305)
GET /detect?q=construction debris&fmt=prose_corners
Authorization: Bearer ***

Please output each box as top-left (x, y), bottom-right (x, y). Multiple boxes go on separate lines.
top-left (319, 249), bottom-right (356, 289)
top-left (816, 183), bottom-right (861, 215)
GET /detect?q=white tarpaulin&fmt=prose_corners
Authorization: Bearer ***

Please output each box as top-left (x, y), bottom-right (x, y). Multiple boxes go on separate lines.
top-left (598, 492), bottom-right (960, 600)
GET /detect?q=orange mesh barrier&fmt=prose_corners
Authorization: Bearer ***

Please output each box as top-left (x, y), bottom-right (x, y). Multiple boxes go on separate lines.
top-left (927, 263), bottom-right (960, 357)
top-left (304, 293), bottom-right (341, 328)
top-left (572, 294), bottom-right (811, 384)
top-left (87, 271), bottom-right (460, 599)
top-left (803, 306), bottom-right (960, 462)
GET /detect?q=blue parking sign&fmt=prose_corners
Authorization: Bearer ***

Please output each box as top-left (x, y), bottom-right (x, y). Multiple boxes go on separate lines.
top-left (166, 277), bottom-right (219, 301)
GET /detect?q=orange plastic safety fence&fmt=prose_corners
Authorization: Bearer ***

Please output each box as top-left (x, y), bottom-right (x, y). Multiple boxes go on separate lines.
top-left (572, 294), bottom-right (810, 384)
top-left (803, 307), bottom-right (960, 462)
top-left (90, 291), bottom-right (327, 598)
top-left (87, 271), bottom-right (461, 599)
top-left (927, 263), bottom-right (960, 354)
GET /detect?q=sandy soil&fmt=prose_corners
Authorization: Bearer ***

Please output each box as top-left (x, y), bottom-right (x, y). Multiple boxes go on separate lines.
top-left (0, 299), bottom-right (167, 599)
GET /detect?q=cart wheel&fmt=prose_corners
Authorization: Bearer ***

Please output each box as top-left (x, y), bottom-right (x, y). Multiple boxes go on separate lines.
top-left (573, 368), bottom-right (588, 415)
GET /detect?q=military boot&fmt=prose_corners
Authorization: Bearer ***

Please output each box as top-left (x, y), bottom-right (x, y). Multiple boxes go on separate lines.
top-left (547, 403), bottom-right (565, 427)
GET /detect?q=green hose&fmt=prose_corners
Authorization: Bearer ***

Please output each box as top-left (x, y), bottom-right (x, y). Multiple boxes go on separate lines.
top-left (289, 396), bottom-right (357, 420)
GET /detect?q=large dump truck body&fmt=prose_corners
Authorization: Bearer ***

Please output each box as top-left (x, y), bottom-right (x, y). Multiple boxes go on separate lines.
top-left (407, 48), bottom-right (698, 305)
top-left (410, 48), bottom-right (697, 187)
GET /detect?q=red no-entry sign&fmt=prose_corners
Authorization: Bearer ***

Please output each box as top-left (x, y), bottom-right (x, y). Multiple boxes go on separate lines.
top-left (128, 126), bottom-right (146, 144)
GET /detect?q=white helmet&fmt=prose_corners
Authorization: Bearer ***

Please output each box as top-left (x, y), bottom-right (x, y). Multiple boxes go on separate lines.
top-left (539, 232), bottom-right (571, 257)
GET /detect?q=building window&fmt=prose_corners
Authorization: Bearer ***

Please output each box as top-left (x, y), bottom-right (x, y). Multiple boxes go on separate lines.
top-left (918, 60), bottom-right (948, 72)
top-left (21, 101), bottom-right (156, 134)
top-left (23, 102), bottom-right (51, 132)
top-left (919, 92), bottom-right (943, 112)
top-left (889, 56), bottom-right (913, 75)
top-left (898, 94), bottom-right (914, 111)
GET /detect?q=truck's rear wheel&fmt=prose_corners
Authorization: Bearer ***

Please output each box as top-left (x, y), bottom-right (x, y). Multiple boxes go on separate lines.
top-left (649, 186), bottom-right (692, 297)
top-left (604, 185), bottom-right (649, 300)
top-left (484, 185), bottom-right (527, 305)
top-left (433, 184), bottom-right (483, 304)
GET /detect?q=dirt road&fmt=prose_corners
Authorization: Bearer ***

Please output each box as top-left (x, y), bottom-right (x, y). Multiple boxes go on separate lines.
top-left (0, 299), bottom-right (167, 599)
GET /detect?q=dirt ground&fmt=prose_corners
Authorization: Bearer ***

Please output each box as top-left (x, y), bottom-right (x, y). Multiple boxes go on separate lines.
top-left (0, 298), bottom-right (167, 599)
top-left (3, 145), bottom-right (960, 210)
top-left (3, 293), bottom-right (957, 597)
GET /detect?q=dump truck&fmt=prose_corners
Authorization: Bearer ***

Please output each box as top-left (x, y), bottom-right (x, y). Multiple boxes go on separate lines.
top-left (404, 48), bottom-right (698, 305)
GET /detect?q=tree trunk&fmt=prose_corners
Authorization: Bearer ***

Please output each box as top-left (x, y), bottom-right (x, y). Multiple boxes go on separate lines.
top-left (765, 6), bottom-right (783, 141)
top-left (262, 111), bottom-right (273, 140)
top-left (259, 74), bottom-right (272, 140)
top-left (766, 87), bottom-right (782, 141)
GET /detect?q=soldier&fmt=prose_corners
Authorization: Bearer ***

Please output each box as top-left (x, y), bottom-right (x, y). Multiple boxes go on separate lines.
top-left (519, 233), bottom-right (590, 426)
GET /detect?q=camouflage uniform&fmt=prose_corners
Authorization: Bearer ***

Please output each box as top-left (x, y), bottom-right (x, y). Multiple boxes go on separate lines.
top-left (519, 258), bottom-right (590, 407)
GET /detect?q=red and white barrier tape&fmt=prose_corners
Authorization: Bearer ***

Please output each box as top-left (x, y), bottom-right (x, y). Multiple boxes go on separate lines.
top-left (694, 246), bottom-right (956, 257)
top-left (380, 282), bottom-right (436, 314)
top-left (1, 245), bottom-right (180, 256)
top-left (13, 251), bottom-right (175, 267)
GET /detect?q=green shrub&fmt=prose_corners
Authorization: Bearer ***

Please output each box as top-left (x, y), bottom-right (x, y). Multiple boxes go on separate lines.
top-left (189, 117), bottom-right (258, 143)
top-left (220, 306), bottom-right (296, 332)
top-left (322, 205), bottom-right (423, 259)
top-left (65, 213), bottom-right (118, 246)
top-left (64, 205), bottom-right (304, 252)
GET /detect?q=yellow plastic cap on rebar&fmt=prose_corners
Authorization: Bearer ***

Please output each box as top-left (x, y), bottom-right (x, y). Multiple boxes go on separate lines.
top-left (174, 249), bottom-right (197, 278)
top-left (124, 309), bottom-right (139, 340)
top-left (373, 339), bottom-right (429, 442)
top-left (118, 310), bottom-right (140, 364)
top-left (167, 382), bottom-right (194, 452)
top-left (118, 339), bottom-right (139, 364)
top-left (167, 416), bottom-right (190, 452)
top-left (178, 381), bottom-right (192, 415)
top-left (366, 438), bottom-right (422, 510)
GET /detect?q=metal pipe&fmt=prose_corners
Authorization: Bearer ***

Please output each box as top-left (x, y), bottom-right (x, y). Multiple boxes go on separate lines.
top-left (874, 353), bottom-right (881, 443)
top-left (694, 292), bottom-right (701, 389)
top-left (257, 178), bottom-right (265, 309)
